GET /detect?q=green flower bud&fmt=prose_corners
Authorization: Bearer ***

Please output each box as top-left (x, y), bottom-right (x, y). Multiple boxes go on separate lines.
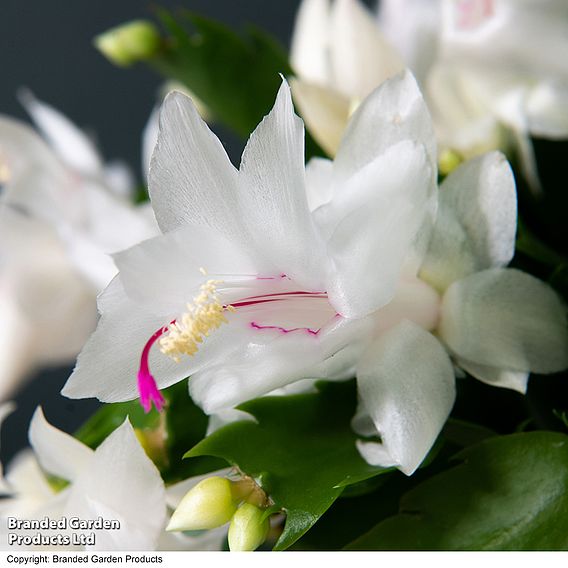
top-left (228, 503), bottom-right (269, 552)
top-left (167, 477), bottom-right (238, 532)
top-left (94, 20), bottom-right (160, 67)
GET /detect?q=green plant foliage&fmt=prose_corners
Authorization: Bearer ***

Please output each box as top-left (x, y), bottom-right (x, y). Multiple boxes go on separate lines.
top-left (185, 381), bottom-right (390, 550)
top-left (74, 381), bottom-right (223, 482)
top-left (151, 10), bottom-right (292, 138)
top-left (346, 431), bottom-right (568, 550)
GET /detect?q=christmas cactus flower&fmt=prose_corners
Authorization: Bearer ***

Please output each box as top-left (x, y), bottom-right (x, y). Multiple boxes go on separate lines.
top-left (378, 0), bottom-right (568, 188)
top-left (62, 71), bottom-right (439, 416)
top-left (0, 96), bottom-right (157, 399)
top-left (353, 151), bottom-right (568, 474)
top-left (289, 0), bottom-right (404, 155)
top-left (0, 409), bottom-right (166, 550)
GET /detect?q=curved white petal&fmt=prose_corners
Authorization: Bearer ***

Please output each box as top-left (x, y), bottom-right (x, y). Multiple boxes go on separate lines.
top-left (420, 151), bottom-right (517, 291)
top-left (305, 157), bottom-right (334, 211)
top-left (19, 89), bottom-right (103, 176)
top-left (379, 0), bottom-right (441, 85)
top-left (65, 419), bottom-right (166, 550)
top-left (355, 320), bottom-right (455, 475)
top-left (190, 315), bottom-right (373, 414)
top-left (458, 358), bottom-right (529, 394)
top-left (323, 140), bottom-right (435, 318)
top-left (142, 105), bottom-right (160, 183)
top-left (103, 160), bottom-right (136, 199)
top-left (334, 70), bottom-right (437, 184)
top-left (113, 224), bottom-right (258, 315)
top-left (290, 78), bottom-right (350, 157)
top-left (4, 450), bottom-right (56, 508)
top-left (28, 408), bottom-right (93, 482)
top-left (148, 91), bottom-right (241, 236)
top-left (62, 278), bottom-right (260, 404)
top-left (0, 115), bottom-right (62, 181)
top-left (526, 82), bottom-right (568, 139)
top-left (290, 0), bottom-right (331, 85)
top-left (238, 80), bottom-right (327, 289)
top-left (0, 287), bottom-right (37, 401)
top-left (439, 268), bottom-right (568, 374)
top-left (329, 0), bottom-right (403, 99)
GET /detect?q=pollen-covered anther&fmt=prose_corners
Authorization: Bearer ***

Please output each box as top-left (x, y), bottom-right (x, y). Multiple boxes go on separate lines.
top-left (159, 279), bottom-right (233, 362)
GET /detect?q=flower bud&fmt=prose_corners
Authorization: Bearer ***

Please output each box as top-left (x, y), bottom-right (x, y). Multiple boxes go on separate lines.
top-left (228, 503), bottom-right (269, 552)
top-left (94, 21), bottom-right (160, 67)
top-left (167, 477), bottom-right (238, 532)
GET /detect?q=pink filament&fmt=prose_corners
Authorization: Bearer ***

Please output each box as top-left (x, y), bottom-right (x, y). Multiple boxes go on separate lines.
top-left (136, 288), bottom-right (329, 411)
top-left (137, 322), bottom-right (174, 413)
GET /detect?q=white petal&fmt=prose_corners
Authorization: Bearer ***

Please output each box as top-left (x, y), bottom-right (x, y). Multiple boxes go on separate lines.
top-left (62, 279), bottom-right (257, 404)
top-left (64, 419), bottom-right (166, 550)
top-left (420, 151), bottom-right (517, 291)
top-left (290, 0), bottom-right (331, 85)
top-left (157, 526), bottom-right (227, 551)
top-left (526, 82), bottom-right (568, 139)
top-left (19, 89), bottom-right (103, 176)
top-left (290, 78), bottom-right (350, 157)
top-left (28, 407), bottom-right (94, 482)
top-left (305, 157), bottom-right (334, 211)
top-left (323, 140), bottom-right (434, 318)
top-left (329, 0), bottom-right (404, 99)
top-left (114, 224), bottom-right (258, 315)
top-left (0, 287), bottom-right (37, 401)
top-left (426, 64), bottom-right (505, 158)
top-left (103, 160), bottom-right (136, 199)
top-left (378, 0), bottom-right (441, 85)
top-left (439, 268), bottom-right (568, 374)
top-left (238, 80), bottom-right (327, 289)
top-left (356, 321), bottom-right (455, 475)
top-left (0, 115), bottom-right (62, 181)
top-left (148, 91), bottom-right (241, 237)
top-left (334, 70), bottom-right (437, 183)
top-left (4, 450), bottom-right (55, 505)
top-left (458, 358), bottom-right (529, 394)
top-left (0, 209), bottom-right (98, 368)
top-left (142, 105), bottom-right (160, 183)
top-left (190, 315), bottom-right (373, 414)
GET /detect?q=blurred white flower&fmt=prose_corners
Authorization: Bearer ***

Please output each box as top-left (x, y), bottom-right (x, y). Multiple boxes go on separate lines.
top-left (0, 407), bottom-right (229, 551)
top-left (423, 0), bottom-right (568, 190)
top-left (62, 72), bottom-right (438, 416)
top-left (292, 0), bottom-right (568, 188)
top-left (290, 0), bottom-right (403, 155)
top-left (0, 408), bottom-right (166, 550)
top-left (353, 151), bottom-right (568, 475)
top-left (0, 95), bottom-right (158, 399)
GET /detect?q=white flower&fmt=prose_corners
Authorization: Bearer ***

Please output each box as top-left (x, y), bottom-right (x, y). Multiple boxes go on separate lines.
top-left (354, 151), bottom-right (568, 475)
top-left (0, 95), bottom-right (158, 399)
top-left (290, 0), bottom-right (404, 155)
top-left (0, 408), bottom-right (166, 550)
top-left (62, 72), bottom-right (438, 416)
top-left (425, 0), bottom-right (568, 190)
top-left (293, 0), bottom-right (568, 188)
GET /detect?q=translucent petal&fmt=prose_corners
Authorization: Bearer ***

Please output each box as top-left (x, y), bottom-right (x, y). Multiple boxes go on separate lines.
top-left (439, 268), bottom-right (568, 373)
top-left (356, 321), bottom-right (455, 475)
